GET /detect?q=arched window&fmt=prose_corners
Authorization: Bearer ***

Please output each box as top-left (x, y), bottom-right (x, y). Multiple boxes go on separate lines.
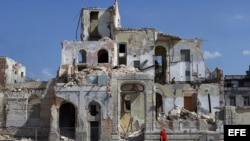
top-left (155, 46), bottom-right (166, 84)
top-left (78, 49), bottom-right (87, 63)
top-left (98, 49), bottom-right (108, 63)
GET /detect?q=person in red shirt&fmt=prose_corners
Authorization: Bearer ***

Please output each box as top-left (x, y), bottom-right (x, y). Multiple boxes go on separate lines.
top-left (160, 128), bottom-right (168, 141)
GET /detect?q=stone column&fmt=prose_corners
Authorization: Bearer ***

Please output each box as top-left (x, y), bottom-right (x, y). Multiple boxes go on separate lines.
top-left (49, 105), bottom-right (60, 141)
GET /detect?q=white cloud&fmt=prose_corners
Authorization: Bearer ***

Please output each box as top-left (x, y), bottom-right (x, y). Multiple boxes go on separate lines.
top-left (203, 51), bottom-right (222, 59)
top-left (229, 14), bottom-right (249, 23)
top-left (233, 15), bottom-right (248, 21)
top-left (243, 50), bottom-right (250, 55)
top-left (42, 68), bottom-right (53, 80)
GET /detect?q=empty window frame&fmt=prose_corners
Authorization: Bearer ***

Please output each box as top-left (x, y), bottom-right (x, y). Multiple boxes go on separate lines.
top-left (90, 11), bottom-right (99, 39)
top-left (180, 49), bottom-right (190, 62)
top-left (90, 105), bottom-right (98, 116)
top-left (229, 96), bottom-right (236, 106)
top-left (78, 49), bottom-right (87, 63)
top-left (133, 60), bottom-right (140, 69)
top-left (118, 43), bottom-right (127, 65)
top-left (185, 70), bottom-right (191, 76)
top-left (119, 43), bottom-right (126, 53)
top-left (243, 96), bottom-right (249, 106)
top-left (89, 102), bottom-right (100, 116)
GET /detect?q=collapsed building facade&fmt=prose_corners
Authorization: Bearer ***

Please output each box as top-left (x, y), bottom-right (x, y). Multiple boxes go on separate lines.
top-left (0, 1), bottom-right (227, 141)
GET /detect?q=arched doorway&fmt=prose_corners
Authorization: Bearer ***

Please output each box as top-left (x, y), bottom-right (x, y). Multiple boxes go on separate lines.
top-left (155, 46), bottom-right (166, 84)
top-left (59, 102), bottom-right (76, 139)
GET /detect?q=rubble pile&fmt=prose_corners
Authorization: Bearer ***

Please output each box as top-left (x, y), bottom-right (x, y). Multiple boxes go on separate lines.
top-left (112, 65), bottom-right (141, 73)
top-left (0, 135), bottom-right (32, 141)
top-left (63, 65), bottom-right (110, 87)
top-left (166, 105), bottom-right (214, 123)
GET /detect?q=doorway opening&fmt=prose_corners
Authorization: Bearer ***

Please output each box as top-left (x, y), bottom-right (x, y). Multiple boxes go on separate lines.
top-left (59, 102), bottom-right (76, 139)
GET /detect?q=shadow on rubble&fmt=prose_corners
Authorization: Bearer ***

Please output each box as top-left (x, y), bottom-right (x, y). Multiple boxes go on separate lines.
top-left (12, 79), bottom-right (56, 141)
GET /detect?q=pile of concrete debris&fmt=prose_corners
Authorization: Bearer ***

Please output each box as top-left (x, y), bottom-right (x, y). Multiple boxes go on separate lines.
top-left (0, 135), bottom-right (32, 141)
top-left (112, 65), bottom-right (141, 73)
top-left (158, 105), bottom-right (214, 123)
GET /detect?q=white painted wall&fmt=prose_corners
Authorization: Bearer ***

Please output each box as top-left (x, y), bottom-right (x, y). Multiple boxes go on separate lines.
top-left (5, 57), bottom-right (26, 84)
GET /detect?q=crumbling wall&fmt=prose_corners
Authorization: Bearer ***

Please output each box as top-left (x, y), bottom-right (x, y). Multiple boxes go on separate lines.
top-left (81, 8), bottom-right (113, 41)
top-left (111, 72), bottom-right (154, 139)
top-left (224, 106), bottom-right (250, 125)
top-left (115, 29), bottom-right (155, 79)
top-left (0, 92), bottom-right (5, 126)
top-left (0, 80), bottom-right (52, 140)
top-left (0, 57), bottom-right (26, 85)
top-left (169, 39), bottom-right (206, 82)
top-left (51, 84), bottom-right (113, 141)
top-left (156, 83), bottom-right (220, 117)
top-left (0, 57), bottom-right (7, 85)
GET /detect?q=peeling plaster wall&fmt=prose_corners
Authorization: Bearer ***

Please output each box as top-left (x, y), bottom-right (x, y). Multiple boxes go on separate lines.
top-left (224, 106), bottom-right (250, 125)
top-left (1, 80), bottom-right (53, 137)
top-left (5, 96), bottom-right (28, 127)
top-left (0, 57), bottom-right (26, 85)
top-left (115, 30), bottom-right (155, 79)
top-left (53, 85), bottom-right (113, 140)
top-left (169, 39), bottom-right (206, 82)
top-left (61, 40), bottom-right (114, 65)
top-left (156, 83), bottom-right (220, 118)
top-left (81, 8), bottom-right (113, 41)
top-left (111, 73), bottom-right (155, 135)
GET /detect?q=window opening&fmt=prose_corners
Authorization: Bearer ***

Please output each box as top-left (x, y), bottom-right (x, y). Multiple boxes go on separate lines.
top-left (181, 49), bottom-right (190, 62)
top-left (90, 105), bottom-right (99, 116)
top-left (78, 50), bottom-right (87, 63)
top-left (119, 44), bottom-right (126, 53)
top-left (98, 49), bottom-right (108, 63)
top-left (118, 43), bottom-right (127, 65)
top-left (229, 96), bottom-right (236, 106)
top-left (155, 46), bottom-right (166, 84)
top-left (243, 96), bottom-right (249, 106)
top-left (90, 11), bottom-right (99, 40)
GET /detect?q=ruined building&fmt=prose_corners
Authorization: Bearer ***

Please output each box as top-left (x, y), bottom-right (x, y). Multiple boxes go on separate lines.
top-left (0, 1), bottom-right (226, 141)
top-left (223, 66), bottom-right (250, 126)
top-left (224, 65), bottom-right (250, 107)
top-left (0, 56), bottom-right (26, 86)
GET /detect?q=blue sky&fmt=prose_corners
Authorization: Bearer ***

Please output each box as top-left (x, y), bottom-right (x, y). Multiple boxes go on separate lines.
top-left (1, 0), bottom-right (250, 81)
